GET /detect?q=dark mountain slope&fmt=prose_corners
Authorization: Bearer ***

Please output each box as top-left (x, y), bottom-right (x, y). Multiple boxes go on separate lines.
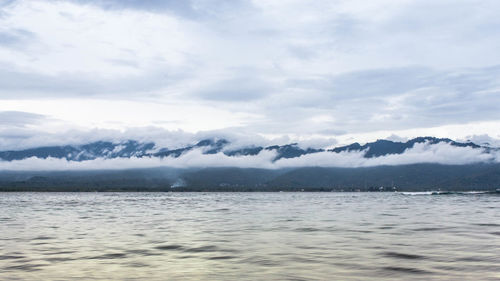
top-left (1, 164), bottom-right (499, 192)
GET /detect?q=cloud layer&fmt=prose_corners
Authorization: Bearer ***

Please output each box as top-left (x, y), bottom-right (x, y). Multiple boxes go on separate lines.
top-left (0, 142), bottom-right (498, 171)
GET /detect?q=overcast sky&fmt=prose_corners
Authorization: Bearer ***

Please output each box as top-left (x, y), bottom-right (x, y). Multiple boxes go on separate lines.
top-left (1, 0), bottom-right (500, 149)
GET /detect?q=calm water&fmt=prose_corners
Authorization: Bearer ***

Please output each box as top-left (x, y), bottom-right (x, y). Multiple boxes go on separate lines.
top-left (0, 192), bottom-right (499, 280)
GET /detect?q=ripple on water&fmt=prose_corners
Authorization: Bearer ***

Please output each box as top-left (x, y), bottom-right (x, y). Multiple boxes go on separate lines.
top-left (127, 249), bottom-right (161, 256)
top-left (207, 255), bottom-right (237, 260)
top-left (412, 227), bottom-right (450, 232)
top-left (4, 264), bottom-right (45, 272)
top-left (381, 251), bottom-right (426, 260)
top-left (378, 226), bottom-right (394, 229)
top-left (155, 244), bottom-right (238, 254)
top-left (184, 245), bottom-right (220, 253)
top-left (0, 254), bottom-right (26, 260)
top-left (45, 257), bottom-right (75, 262)
top-left (381, 266), bottom-right (433, 275)
top-left (294, 227), bottom-right (321, 232)
top-left (87, 253), bottom-right (128, 260)
top-left (154, 244), bottom-right (184, 251)
top-left (33, 236), bottom-right (55, 240)
top-left (241, 257), bottom-right (282, 267)
top-left (127, 262), bottom-right (150, 268)
top-left (474, 223), bottom-right (500, 227)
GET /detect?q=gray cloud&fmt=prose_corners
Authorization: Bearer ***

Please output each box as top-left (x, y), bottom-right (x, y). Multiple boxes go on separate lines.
top-left (194, 77), bottom-right (274, 101)
top-left (0, 28), bottom-right (35, 47)
top-left (0, 111), bottom-right (49, 148)
top-left (0, 0), bottom-right (14, 8)
top-left (63, 0), bottom-right (252, 20)
top-left (0, 63), bottom-right (190, 98)
top-left (286, 65), bottom-right (499, 102)
top-left (68, 0), bottom-right (198, 17)
top-left (0, 111), bottom-right (46, 127)
top-left (462, 134), bottom-right (500, 147)
top-left (269, 65), bottom-right (500, 134)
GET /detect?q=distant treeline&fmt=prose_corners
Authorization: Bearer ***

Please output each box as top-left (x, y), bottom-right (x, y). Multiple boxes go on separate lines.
top-left (1, 163), bottom-right (500, 192)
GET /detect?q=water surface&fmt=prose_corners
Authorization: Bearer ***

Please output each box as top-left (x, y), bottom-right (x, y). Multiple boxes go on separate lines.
top-left (0, 192), bottom-right (499, 280)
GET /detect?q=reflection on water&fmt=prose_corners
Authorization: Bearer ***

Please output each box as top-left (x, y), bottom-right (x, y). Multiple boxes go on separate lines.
top-left (0, 192), bottom-right (499, 280)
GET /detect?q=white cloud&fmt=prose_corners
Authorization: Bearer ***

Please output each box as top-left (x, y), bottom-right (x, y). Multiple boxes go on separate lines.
top-left (0, 148), bottom-right (277, 170)
top-left (275, 142), bottom-right (497, 168)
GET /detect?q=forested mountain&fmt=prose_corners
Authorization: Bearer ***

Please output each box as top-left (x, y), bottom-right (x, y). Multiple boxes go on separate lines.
top-left (0, 137), bottom-right (491, 161)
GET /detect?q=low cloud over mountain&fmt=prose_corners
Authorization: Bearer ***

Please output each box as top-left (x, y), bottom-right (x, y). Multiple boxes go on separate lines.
top-left (0, 137), bottom-right (498, 171)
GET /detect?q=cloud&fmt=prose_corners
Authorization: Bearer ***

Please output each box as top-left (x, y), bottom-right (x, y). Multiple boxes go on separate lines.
top-left (68, 0), bottom-right (199, 17)
top-left (0, 28), bottom-right (35, 47)
top-left (385, 134), bottom-right (408, 143)
top-left (64, 0), bottom-right (252, 20)
top-left (0, 63), bottom-right (189, 98)
top-left (0, 148), bottom-right (277, 170)
top-left (0, 126), bottom-right (197, 151)
top-left (277, 142), bottom-right (497, 168)
top-left (0, 111), bottom-right (47, 127)
top-left (0, 0), bottom-right (499, 139)
top-left (278, 65), bottom-right (500, 134)
top-left (194, 76), bottom-right (274, 101)
top-left (0, 125), bottom-right (282, 151)
top-left (461, 134), bottom-right (500, 147)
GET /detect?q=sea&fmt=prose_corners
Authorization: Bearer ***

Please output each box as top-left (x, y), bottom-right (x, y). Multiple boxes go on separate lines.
top-left (0, 192), bottom-right (499, 280)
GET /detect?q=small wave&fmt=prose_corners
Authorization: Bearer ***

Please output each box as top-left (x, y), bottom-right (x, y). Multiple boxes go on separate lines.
top-left (0, 254), bottom-right (25, 260)
top-left (33, 236), bottom-right (55, 240)
top-left (155, 244), bottom-right (184, 251)
top-left (4, 264), bottom-right (44, 272)
top-left (45, 257), bottom-right (75, 262)
top-left (294, 227), bottom-right (321, 232)
top-left (127, 262), bottom-right (150, 268)
top-left (474, 223), bottom-right (500, 227)
top-left (378, 226), bottom-right (394, 229)
top-left (381, 251), bottom-right (425, 260)
top-left (207, 255), bottom-right (236, 260)
top-left (398, 191), bottom-right (495, 196)
top-left (398, 192), bottom-right (434, 196)
top-left (382, 266), bottom-right (432, 274)
top-left (44, 251), bottom-right (76, 256)
top-left (184, 245), bottom-right (219, 253)
top-left (456, 256), bottom-right (487, 262)
top-left (127, 249), bottom-right (161, 256)
top-left (177, 255), bottom-right (196, 259)
top-left (87, 253), bottom-right (127, 259)
top-left (413, 227), bottom-right (450, 232)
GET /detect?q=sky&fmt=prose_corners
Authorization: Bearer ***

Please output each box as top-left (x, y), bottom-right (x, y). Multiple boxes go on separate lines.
top-left (1, 0), bottom-right (500, 150)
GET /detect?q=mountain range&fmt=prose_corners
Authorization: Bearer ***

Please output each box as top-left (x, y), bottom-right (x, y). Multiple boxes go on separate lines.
top-left (0, 136), bottom-right (489, 162)
top-left (1, 136), bottom-right (499, 192)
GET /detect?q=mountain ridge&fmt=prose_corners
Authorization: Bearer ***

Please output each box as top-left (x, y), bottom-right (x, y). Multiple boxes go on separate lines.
top-left (0, 136), bottom-right (492, 162)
